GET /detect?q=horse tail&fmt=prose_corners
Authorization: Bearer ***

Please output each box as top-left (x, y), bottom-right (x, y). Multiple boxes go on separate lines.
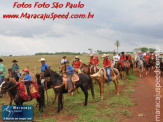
top-left (89, 76), bottom-right (94, 99)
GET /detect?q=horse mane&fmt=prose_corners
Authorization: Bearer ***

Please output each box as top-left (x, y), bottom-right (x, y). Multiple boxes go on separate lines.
top-left (48, 69), bottom-right (63, 86)
top-left (82, 63), bottom-right (89, 67)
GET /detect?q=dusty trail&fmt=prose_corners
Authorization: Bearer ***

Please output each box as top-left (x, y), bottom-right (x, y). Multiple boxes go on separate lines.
top-left (122, 72), bottom-right (163, 122)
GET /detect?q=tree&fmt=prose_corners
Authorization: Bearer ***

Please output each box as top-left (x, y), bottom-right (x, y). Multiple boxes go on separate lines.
top-left (115, 40), bottom-right (120, 53)
top-left (88, 48), bottom-right (93, 54)
top-left (97, 50), bottom-right (103, 54)
top-left (141, 47), bottom-right (148, 52)
top-left (148, 48), bottom-right (156, 52)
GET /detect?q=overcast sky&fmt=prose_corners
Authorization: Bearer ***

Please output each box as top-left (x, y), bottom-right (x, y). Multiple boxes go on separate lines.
top-left (0, 0), bottom-right (163, 56)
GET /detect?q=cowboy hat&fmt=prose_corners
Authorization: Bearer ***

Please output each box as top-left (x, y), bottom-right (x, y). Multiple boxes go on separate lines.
top-left (107, 54), bottom-right (110, 56)
top-left (90, 54), bottom-right (94, 57)
top-left (121, 52), bottom-right (124, 54)
top-left (63, 56), bottom-right (66, 58)
top-left (23, 68), bottom-right (29, 72)
top-left (75, 56), bottom-right (79, 59)
top-left (102, 54), bottom-right (107, 57)
top-left (12, 60), bottom-right (18, 62)
top-left (38, 58), bottom-right (46, 61)
top-left (0, 58), bottom-right (3, 62)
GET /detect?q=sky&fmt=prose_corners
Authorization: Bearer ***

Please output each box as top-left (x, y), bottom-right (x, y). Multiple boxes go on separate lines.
top-left (0, 0), bottom-right (163, 56)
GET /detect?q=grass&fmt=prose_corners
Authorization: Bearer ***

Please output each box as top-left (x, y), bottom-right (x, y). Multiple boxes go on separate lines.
top-left (0, 55), bottom-right (138, 122)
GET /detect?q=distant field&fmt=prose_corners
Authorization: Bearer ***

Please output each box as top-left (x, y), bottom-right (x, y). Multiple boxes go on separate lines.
top-left (1, 54), bottom-right (135, 76)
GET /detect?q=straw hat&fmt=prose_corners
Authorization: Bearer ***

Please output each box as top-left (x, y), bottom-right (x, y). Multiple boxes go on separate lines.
top-left (102, 54), bottom-right (107, 58)
top-left (75, 56), bottom-right (79, 59)
top-left (90, 54), bottom-right (94, 57)
top-left (38, 58), bottom-right (46, 61)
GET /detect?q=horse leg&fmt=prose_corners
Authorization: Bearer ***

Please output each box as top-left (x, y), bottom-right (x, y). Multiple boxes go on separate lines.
top-left (57, 93), bottom-right (62, 113)
top-left (116, 78), bottom-right (120, 95)
top-left (80, 87), bottom-right (88, 106)
top-left (99, 82), bottom-right (101, 98)
top-left (52, 89), bottom-right (57, 104)
top-left (113, 80), bottom-right (117, 94)
top-left (100, 80), bottom-right (104, 100)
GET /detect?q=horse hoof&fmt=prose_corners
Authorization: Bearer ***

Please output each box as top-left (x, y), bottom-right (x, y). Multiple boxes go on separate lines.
top-left (117, 93), bottom-right (120, 95)
top-left (101, 97), bottom-right (104, 100)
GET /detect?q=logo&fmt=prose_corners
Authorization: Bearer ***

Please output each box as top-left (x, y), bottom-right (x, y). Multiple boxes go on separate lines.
top-left (2, 105), bottom-right (33, 121)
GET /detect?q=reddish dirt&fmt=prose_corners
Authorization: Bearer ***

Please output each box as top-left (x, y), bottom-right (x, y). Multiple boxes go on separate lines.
top-left (121, 72), bottom-right (163, 122)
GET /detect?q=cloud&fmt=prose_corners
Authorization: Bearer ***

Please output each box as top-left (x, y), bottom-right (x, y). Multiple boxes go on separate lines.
top-left (0, 0), bottom-right (163, 56)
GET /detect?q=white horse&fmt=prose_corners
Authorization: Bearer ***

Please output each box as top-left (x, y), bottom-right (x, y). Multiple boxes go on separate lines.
top-left (136, 57), bottom-right (144, 77)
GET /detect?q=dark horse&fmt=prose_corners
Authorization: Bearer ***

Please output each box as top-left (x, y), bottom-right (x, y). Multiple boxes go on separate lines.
top-left (44, 68), bottom-right (94, 113)
top-left (1, 78), bottom-right (45, 112)
top-left (8, 68), bottom-right (20, 82)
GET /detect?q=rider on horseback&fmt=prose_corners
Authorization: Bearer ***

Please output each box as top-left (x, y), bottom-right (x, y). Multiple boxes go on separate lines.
top-left (39, 58), bottom-right (49, 88)
top-left (102, 54), bottom-right (111, 85)
top-left (22, 68), bottom-right (31, 100)
top-left (0, 58), bottom-right (5, 98)
top-left (61, 56), bottom-right (67, 65)
top-left (65, 61), bottom-right (74, 92)
top-left (12, 60), bottom-right (21, 77)
top-left (120, 52), bottom-right (127, 70)
top-left (94, 56), bottom-right (100, 71)
top-left (72, 56), bottom-right (82, 73)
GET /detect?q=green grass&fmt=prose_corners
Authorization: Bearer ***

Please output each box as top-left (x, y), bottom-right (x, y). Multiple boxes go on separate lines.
top-left (0, 55), bottom-right (138, 122)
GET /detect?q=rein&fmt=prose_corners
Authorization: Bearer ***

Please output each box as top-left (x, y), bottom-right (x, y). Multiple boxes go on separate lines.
top-left (3, 83), bottom-right (19, 92)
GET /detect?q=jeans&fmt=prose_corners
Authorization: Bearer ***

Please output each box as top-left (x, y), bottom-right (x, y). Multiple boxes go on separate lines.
top-left (0, 76), bottom-right (4, 96)
top-left (105, 68), bottom-right (111, 83)
top-left (67, 73), bottom-right (72, 90)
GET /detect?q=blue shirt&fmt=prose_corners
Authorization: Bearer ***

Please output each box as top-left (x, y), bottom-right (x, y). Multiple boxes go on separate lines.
top-left (41, 63), bottom-right (49, 72)
top-left (12, 64), bottom-right (19, 71)
top-left (24, 74), bottom-right (31, 83)
top-left (66, 65), bottom-right (73, 74)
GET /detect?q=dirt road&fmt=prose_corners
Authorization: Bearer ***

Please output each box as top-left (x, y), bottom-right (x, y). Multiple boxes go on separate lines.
top-left (122, 72), bottom-right (163, 122)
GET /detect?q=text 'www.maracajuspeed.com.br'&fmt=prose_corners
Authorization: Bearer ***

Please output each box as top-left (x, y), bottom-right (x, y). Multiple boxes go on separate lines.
top-left (2, 12), bottom-right (94, 20)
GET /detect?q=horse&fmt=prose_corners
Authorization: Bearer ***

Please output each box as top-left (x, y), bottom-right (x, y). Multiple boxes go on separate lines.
top-left (145, 57), bottom-right (154, 75)
top-left (136, 57), bottom-right (144, 77)
top-left (80, 63), bottom-right (98, 75)
top-left (1, 78), bottom-right (45, 112)
top-left (43, 68), bottom-right (94, 113)
top-left (128, 59), bottom-right (134, 71)
top-left (36, 73), bottom-right (58, 105)
top-left (114, 61), bottom-right (123, 79)
top-left (91, 68), bottom-right (120, 100)
top-left (8, 68), bottom-right (20, 82)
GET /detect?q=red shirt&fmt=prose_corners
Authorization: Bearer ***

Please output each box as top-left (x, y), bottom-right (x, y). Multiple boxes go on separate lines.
top-left (144, 55), bottom-right (150, 61)
top-left (94, 59), bottom-right (99, 65)
top-left (103, 59), bottom-right (111, 67)
top-left (89, 58), bottom-right (94, 65)
top-left (128, 55), bottom-right (132, 60)
top-left (120, 55), bottom-right (126, 61)
top-left (73, 61), bottom-right (81, 68)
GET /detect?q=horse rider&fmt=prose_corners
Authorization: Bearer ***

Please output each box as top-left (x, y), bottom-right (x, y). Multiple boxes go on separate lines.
top-left (65, 61), bottom-right (74, 92)
top-left (128, 53), bottom-right (132, 60)
top-left (102, 54), bottom-right (111, 85)
top-left (120, 52), bottom-right (127, 70)
top-left (89, 54), bottom-right (95, 71)
top-left (61, 56), bottom-right (67, 65)
top-left (72, 56), bottom-right (82, 73)
top-left (144, 52), bottom-right (150, 63)
top-left (12, 60), bottom-right (21, 77)
top-left (113, 52), bottom-right (120, 66)
top-left (39, 58), bottom-right (49, 88)
top-left (94, 56), bottom-right (100, 72)
top-left (0, 58), bottom-right (6, 98)
top-left (22, 68), bottom-right (31, 100)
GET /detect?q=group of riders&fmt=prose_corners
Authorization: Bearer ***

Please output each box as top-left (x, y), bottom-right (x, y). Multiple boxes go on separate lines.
top-left (0, 51), bottom-right (162, 99)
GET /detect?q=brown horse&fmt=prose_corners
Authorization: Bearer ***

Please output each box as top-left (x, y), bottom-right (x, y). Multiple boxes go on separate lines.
top-left (80, 63), bottom-right (99, 75)
top-left (128, 59), bottom-right (134, 71)
top-left (91, 68), bottom-right (119, 99)
top-left (145, 57), bottom-right (154, 75)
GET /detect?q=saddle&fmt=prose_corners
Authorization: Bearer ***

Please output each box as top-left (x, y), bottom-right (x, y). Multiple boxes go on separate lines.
top-left (17, 81), bottom-right (40, 101)
top-left (61, 73), bottom-right (79, 92)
